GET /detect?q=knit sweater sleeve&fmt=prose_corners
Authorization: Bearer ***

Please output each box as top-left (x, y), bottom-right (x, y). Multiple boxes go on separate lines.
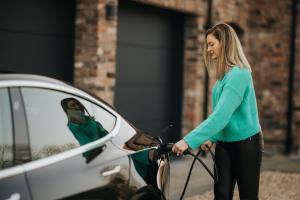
top-left (183, 69), bottom-right (249, 150)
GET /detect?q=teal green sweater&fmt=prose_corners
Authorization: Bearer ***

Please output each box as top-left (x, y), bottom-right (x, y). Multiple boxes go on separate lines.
top-left (184, 66), bottom-right (261, 150)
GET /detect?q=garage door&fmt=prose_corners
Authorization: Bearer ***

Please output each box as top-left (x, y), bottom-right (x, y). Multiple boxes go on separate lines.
top-left (116, 1), bottom-right (184, 142)
top-left (0, 0), bottom-right (75, 83)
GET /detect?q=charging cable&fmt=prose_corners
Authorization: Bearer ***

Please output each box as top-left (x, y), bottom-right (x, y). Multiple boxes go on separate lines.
top-left (156, 143), bottom-right (218, 200)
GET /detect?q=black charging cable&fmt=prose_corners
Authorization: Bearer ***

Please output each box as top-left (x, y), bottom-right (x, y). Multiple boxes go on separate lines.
top-left (180, 147), bottom-right (218, 200)
top-left (179, 149), bottom-right (201, 200)
top-left (156, 143), bottom-right (219, 200)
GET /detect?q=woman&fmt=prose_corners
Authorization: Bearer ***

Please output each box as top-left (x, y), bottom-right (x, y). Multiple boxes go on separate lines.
top-left (172, 23), bottom-right (264, 200)
top-left (61, 98), bottom-right (108, 162)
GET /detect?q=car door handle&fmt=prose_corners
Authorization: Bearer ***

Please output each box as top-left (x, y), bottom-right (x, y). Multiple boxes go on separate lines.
top-left (101, 165), bottom-right (121, 177)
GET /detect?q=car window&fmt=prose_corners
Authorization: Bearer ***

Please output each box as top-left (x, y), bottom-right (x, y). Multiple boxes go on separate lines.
top-left (0, 88), bottom-right (13, 169)
top-left (91, 104), bottom-right (116, 133)
top-left (21, 88), bottom-right (113, 161)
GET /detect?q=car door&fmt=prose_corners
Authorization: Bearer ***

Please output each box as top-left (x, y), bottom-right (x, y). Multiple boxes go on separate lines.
top-left (19, 87), bottom-right (130, 200)
top-left (0, 88), bottom-right (31, 200)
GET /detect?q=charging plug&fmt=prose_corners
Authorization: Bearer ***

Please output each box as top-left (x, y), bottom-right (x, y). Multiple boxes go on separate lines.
top-left (156, 143), bottom-right (174, 156)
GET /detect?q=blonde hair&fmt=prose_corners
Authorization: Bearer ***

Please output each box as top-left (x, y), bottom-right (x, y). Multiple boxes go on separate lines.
top-left (204, 23), bottom-right (251, 80)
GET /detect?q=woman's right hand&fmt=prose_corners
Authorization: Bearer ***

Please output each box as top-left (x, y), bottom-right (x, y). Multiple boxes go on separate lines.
top-left (200, 140), bottom-right (213, 153)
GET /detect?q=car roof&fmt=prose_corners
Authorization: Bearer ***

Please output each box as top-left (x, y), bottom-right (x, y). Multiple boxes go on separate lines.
top-left (0, 73), bottom-right (117, 112)
top-left (0, 73), bottom-right (69, 86)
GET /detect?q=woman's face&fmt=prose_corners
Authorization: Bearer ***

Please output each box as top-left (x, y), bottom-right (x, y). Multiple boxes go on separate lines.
top-left (67, 100), bottom-right (82, 111)
top-left (206, 34), bottom-right (220, 60)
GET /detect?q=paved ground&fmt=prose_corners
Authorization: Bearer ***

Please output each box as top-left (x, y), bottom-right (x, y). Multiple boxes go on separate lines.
top-left (187, 171), bottom-right (300, 200)
top-left (169, 151), bottom-right (300, 200)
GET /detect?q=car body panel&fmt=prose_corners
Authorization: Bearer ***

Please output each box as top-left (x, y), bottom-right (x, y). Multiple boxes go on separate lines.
top-left (0, 166), bottom-right (31, 200)
top-left (24, 141), bottom-right (129, 200)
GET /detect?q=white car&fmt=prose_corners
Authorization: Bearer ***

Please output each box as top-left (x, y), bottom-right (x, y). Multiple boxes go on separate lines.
top-left (0, 74), bottom-right (169, 200)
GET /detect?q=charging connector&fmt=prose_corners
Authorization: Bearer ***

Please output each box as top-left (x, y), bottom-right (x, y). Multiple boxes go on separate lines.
top-left (155, 143), bottom-right (218, 200)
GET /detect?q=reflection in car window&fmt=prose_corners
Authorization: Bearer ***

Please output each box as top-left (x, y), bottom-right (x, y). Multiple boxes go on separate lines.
top-left (0, 89), bottom-right (13, 169)
top-left (61, 98), bottom-right (108, 163)
top-left (21, 88), bottom-right (116, 161)
top-left (22, 88), bottom-right (91, 160)
top-left (92, 103), bottom-right (116, 133)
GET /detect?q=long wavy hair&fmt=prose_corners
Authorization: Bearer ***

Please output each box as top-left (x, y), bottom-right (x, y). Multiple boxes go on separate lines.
top-left (204, 23), bottom-right (251, 80)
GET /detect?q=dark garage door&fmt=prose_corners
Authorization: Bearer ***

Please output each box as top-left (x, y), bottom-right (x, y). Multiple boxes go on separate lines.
top-left (116, 1), bottom-right (184, 142)
top-left (0, 0), bottom-right (75, 83)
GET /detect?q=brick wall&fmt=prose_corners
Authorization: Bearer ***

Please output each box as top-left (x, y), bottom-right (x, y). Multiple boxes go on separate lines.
top-left (181, 16), bottom-right (207, 134)
top-left (247, 0), bottom-right (292, 152)
top-left (75, 0), bottom-right (117, 105)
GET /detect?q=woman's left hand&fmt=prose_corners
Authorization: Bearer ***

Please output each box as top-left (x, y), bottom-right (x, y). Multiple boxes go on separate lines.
top-left (172, 139), bottom-right (189, 156)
